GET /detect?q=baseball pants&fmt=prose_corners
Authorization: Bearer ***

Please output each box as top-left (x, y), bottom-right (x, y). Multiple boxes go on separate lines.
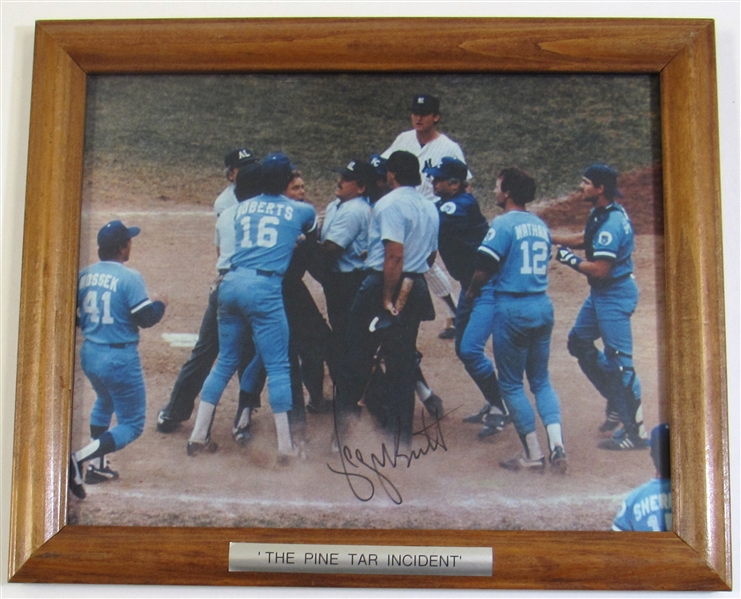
top-left (201, 270), bottom-right (293, 414)
top-left (492, 293), bottom-right (561, 435)
top-left (82, 341), bottom-right (146, 450)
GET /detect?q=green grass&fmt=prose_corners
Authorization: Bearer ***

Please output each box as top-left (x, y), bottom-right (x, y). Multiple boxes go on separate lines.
top-left (84, 73), bottom-right (660, 211)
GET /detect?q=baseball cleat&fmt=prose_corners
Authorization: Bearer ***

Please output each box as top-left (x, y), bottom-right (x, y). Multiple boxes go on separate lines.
top-left (598, 411), bottom-right (621, 434)
top-left (68, 456), bottom-right (86, 500)
top-left (232, 426), bottom-right (252, 446)
top-left (477, 412), bottom-right (510, 438)
top-left (423, 393), bottom-right (444, 419)
top-left (306, 398), bottom-right (333, 414)
top-left (156, 409), bottom-right (181, 433)
top-left (277, 445), bottom-right (305, 466)
top-left (549, 446), bottom-right (568, 474)
top-left (85, 462), bottom-right (119, 484)
top-left (599, 433), bottom-right (648, 450)
top-left (463, 403), bottom-right (490, 424)
top-left (438, 326), bottom-right (456, 340)
top-left (499, 453), bottom-right (546, 473)
top-left (187, 438), bottom-right (218, 456)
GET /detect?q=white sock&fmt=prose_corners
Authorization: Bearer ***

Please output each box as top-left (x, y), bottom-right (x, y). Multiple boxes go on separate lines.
top-left (524, 432), bottom-right (543, 460)
top-left (234, 407), bottom-right (251, 432)
top-left (274, 412), bottom-right (293, 454)
top-left (546, 423), bottom-right (564, 451)
top-left (190, 402), bottom-right (216, 443)
top-left (415, 381), bottom-right (432, 402)
top-left (73, 438), bottom-right (101, 464)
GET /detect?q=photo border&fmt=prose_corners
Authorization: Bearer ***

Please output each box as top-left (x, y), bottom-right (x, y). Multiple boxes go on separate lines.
top-left (8, 18), bottom-right (730, 590)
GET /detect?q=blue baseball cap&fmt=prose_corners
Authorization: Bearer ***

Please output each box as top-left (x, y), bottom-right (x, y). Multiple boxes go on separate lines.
top-left (649, 423), bottom-right (671, 478)
top-left (262, 152), bottom-right (294, 175)
top-left (97, 220), bottom-right (140, 249)
top-left (584, 163), bottom-right (623, 198)
top-left (423, 156), bottom-right (468, 181)
top-left (369, 154), bottom-right (388, 178)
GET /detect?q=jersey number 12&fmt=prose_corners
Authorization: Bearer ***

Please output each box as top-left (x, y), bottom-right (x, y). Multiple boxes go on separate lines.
top-left (520, 240), bottom-right (548, 275)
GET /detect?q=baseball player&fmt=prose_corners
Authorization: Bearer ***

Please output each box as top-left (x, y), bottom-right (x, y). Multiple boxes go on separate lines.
top-left (613, 423), bottom-right (672, 530)
top-left (230, 169), bottom-right (334, 446)
top-left (156, 147), bottom-right (258, 433)
top-left (468, 168), bottom-right (567, 473)
top-left (423, 156), bottom-right (508, 437)
top-left (69, 221), bottom-right (167, 500)
top-left (382, 94), bottom-right (467, 339)
top-left (552, 164), bottom-right (647, 450)
top-left (334, 150), bottom-right (438, 447)
top-left (188, 152), bottom-right (317, 463)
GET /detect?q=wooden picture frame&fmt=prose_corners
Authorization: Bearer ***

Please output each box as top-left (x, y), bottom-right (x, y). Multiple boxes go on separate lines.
top-left (8, 18), bottom-right (730, 590)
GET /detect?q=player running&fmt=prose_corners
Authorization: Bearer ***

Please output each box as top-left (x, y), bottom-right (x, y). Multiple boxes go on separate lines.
top-left (467, 168), bottom-right (567, 473)
top-left (69, 221), bottom-right (167, 499)
top-left (552, 164), bottom-right (648, 450)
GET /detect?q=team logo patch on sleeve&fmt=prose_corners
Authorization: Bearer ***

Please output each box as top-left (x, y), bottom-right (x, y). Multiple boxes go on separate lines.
top-left (440, 202), bottom-right (457, 215)
top-left (484, 229), bottom-right (496, 241)
top-left (597, 231), bottom-right (613, 246)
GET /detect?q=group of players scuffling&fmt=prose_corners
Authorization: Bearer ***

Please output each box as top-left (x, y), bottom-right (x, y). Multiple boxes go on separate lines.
top-left (69, 94), bottom-right (671, 532)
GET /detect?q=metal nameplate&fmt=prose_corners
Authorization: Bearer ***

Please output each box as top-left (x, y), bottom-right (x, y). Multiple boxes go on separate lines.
top-left (229, 543), bottom-right (492, 576)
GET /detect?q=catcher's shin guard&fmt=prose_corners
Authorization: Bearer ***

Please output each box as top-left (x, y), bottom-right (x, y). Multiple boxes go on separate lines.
top-left (567, 331), bottom-right (612, 401)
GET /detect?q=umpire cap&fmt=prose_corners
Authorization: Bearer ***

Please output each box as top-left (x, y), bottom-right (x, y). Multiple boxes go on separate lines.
top-left (423, 156), bottom-right (468, 181)
top-left (335, 159), bottom-right (377, 189)
top-left (97, 220), bottom-right (140, 249)
top-left (649, 423), bottom-right (671, 479)
top-left (584, 163), bottom-right (623, 198)
top-left (410, 94), bottom-right (440, 115)
top-left (224, 147), bottom-right (257, 170)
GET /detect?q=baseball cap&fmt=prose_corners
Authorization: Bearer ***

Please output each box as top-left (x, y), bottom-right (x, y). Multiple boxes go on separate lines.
top-left (261, 152), bottom-right (295, 193)
top-left (335, 159), bottom-right (377, 188)
top-left (369, 154), bottom-right (388, 178)
top-left (410, 94), bottom-right (440, 115)
top-left (649, 423), bottom-right (671, 478)
top-left (423, 156), bottom-right (468, 181)
top-left (224, 147), bottom-right (257, 170)
top-left (584, 163), bottom-right (623, 198)
top-left (97, 220), bottom-right (140, 249)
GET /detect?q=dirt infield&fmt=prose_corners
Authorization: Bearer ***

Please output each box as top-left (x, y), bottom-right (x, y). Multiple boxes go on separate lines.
top-left (68, 183), bottom-right (666, 531)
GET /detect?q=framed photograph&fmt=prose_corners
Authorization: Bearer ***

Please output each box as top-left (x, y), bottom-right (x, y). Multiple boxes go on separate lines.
top-left (8, 18), bottom-right (730, 590)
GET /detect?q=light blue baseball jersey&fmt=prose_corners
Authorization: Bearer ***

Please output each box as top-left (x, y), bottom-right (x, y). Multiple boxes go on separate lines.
top-left (365, 185), bottom-right (439, 273)
top-left (77, 261), bottom-right (152, 344)
top-left (231, 193), bottom-right (317, 275)
top-left (478, 210), bottom-right (551, 294)
top-left (214, 203), bottom-right (238, 271)
top-left (584, 202), bottom-right (635, 285)
top-left (320, 196), bottom-right (371, 272)
top-left (613, 478), bottom-right (672, 531)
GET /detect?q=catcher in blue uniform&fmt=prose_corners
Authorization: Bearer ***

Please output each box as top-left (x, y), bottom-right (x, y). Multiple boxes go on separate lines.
top-left (69, 221), bottom-right (167, 500)
top-left (467, 168), bottom-right (566, 473)
top-left (552, 164), bottom-right (647, 450)
top-left (613, 423), bottom-right (672, 530)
